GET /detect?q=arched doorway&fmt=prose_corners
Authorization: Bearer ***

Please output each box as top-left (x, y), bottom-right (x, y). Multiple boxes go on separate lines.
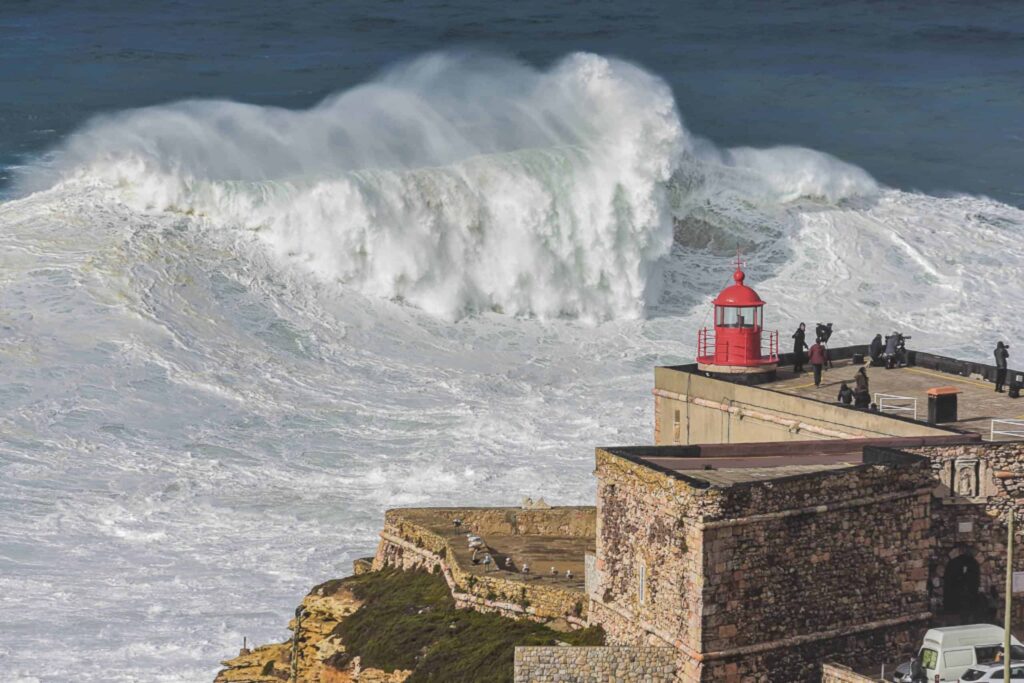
top-left (943, 554), bottom-right (981, 622)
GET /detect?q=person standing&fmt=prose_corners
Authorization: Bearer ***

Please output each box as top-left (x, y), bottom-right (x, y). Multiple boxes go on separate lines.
top-left (854, 367), bottom-right (870, 408)
top-left (869, 333), bottom-right (883, 365)
top-left (808, 339), bottom-right (827, 387)
top-left (792, 323), bottom-right (808, 373)
top-left (994, 341), bottom-right (1009, 392)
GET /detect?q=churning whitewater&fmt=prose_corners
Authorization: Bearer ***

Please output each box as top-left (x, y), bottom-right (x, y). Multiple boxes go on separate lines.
top-left (2, 52), bottom-right (1023, 682)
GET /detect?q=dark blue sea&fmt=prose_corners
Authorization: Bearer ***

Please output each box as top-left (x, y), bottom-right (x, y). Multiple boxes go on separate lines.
top-left (2, 0), bottom-right (1023, 203)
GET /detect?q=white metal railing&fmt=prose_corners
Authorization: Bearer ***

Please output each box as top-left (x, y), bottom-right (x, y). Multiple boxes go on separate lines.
top-left (874, 393), bottom-right (918, 421)
top-left (990, 419), bottom-right (1024, 441)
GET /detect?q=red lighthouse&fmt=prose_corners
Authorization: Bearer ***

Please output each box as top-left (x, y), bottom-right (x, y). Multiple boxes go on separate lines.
top-left (696, 259), bottom-right (779, 382)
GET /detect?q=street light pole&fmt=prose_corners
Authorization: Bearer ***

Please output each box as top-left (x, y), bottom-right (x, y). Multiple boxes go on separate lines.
top-left (1005, 506), bottom-right (1014, 683)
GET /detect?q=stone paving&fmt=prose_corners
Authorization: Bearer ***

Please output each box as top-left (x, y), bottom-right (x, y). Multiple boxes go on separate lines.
top-left (769, 358), bottom-right (1024, 437)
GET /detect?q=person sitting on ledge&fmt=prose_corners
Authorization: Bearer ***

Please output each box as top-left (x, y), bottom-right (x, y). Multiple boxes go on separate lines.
top-left (837, 381), bottom-right (854, 405)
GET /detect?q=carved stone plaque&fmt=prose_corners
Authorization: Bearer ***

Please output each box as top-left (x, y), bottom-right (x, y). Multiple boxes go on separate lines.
top-left (954, 457), bottom-right (980, 498)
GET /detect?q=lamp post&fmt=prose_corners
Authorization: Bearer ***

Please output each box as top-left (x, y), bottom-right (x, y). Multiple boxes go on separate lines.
top-left (1005, 506), bottom-right (1014, 683)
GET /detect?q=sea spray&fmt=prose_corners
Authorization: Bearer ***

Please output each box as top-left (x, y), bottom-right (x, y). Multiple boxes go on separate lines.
top-left (28, 52), bottom-right (688, 321)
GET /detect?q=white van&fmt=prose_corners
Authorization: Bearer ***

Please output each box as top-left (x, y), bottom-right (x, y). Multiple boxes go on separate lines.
top-left (894, 625), bottom-right (1024, 682)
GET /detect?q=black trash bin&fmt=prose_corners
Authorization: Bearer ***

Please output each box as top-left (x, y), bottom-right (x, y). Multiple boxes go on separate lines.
top-left (1010, 373), bottom-right (1023, 399)
top-left (927, 386), bottom-right (959, 424)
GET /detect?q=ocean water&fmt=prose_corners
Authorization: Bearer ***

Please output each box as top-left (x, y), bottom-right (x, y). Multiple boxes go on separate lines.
top-left (1, 3), bottom-right (1023, 682)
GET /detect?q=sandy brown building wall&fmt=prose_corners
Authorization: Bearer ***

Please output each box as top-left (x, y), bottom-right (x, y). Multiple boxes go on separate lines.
top-left (654, 366), bottom-right (948, 446)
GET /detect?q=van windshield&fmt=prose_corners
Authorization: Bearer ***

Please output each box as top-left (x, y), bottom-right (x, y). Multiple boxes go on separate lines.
top-left (920, 648), bottom-right (938, 670)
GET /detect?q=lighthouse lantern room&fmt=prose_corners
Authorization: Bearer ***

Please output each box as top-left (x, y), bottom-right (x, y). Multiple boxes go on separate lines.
top-left (696, 259), bottom-right (779, 382)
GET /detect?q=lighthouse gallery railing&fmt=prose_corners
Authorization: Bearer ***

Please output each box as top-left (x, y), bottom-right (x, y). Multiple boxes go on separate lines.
top-left (697, 328), bottom-right (779, 363)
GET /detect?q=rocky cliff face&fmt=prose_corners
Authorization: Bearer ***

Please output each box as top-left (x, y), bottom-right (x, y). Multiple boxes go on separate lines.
top-left (214, 579), bottom-right (410, 683)
top-left (214, 566), bottom-right (604, 683)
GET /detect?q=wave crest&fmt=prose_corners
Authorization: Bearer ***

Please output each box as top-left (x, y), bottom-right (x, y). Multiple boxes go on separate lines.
top-left (31, 53), bottom-right (686, 320)
top-left (24, 51), bottom-right (881, 320)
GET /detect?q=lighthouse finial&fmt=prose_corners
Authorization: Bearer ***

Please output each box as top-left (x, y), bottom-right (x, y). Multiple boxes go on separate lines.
top-left (733, 248), bottom-right (745, 284)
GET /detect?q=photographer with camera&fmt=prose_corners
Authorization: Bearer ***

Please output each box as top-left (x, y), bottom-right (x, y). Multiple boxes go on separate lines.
top-left (883, 331), bottom-right (912, 369)
top-left (995, 341), bottom-right (1009, 392)
top-left (816, 322), bottom-right (834, 369)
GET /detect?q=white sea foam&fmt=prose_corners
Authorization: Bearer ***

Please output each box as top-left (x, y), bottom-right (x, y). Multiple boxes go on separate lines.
top-left (2, 52), bottom-right (1024, 682)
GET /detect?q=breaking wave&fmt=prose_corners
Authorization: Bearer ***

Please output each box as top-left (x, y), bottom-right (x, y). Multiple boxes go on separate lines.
top-left (22, 51), bottom-right (879, 321)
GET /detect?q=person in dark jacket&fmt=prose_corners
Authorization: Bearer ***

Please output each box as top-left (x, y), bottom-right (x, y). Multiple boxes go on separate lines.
top-left (994, 341), bottom-right (1010, 392)
top-left (808, 340), bottom-right (827, 387)
top-left (853, 367), bottom-right (870, 408)
top-left (792, 323), bottom-right (808, 373)
top-left (869, 334), bottom-right (883, 365)
top-left (837, 381), bottom-right (854, 405)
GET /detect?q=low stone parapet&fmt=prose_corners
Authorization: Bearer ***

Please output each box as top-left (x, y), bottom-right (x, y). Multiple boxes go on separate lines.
top-left (514, 646), bottom-right (676, 682)
top-left (371, 506), bottom-right (593, 626)
top-left (822, 662), bottom-right (879, 682)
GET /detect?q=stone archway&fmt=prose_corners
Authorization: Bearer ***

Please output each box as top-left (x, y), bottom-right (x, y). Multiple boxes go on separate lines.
top-left (943, 553), bottom-right (981, 622)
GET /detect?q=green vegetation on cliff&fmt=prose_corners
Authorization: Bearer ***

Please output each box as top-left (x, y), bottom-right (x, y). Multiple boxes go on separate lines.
top-left (328, 568), bottom-right (604, 683)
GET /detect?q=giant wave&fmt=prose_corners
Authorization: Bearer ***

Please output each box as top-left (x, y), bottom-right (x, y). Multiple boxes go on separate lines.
top-left (24, 52), bottom-right (878, 321)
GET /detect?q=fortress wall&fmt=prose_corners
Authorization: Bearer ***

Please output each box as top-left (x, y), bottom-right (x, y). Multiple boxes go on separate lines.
top-left (821, 663), bottom-right (879, 683)
top-left (377, 506), bottom-right (595, 539)
top-left (592, 449), bottom-right (711, 658)
top-left (909, 441), bottom-right (1024, 629)
top-left (513, 646), bottom-right (677, 683)
top-left (592, 447), bottom-right (933, 682)
top-left (372, 507), bottom-right (591, 625)
top-left (654, 366), bottom-right (947, 446)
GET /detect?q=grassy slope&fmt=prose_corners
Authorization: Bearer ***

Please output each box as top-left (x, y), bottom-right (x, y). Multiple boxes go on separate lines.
top-left (328, 568), bottom-right (604, 683)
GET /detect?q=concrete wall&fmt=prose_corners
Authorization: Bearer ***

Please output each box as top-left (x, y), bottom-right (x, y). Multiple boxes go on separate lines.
top-left (654, 366), bottom-right (949, 446)
top-left (513, 646), bottom-right (676, 683)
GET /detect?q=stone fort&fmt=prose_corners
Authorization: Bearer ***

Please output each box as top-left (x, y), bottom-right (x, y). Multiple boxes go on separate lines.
top-left (372, 268), bottom-right (1024, 682)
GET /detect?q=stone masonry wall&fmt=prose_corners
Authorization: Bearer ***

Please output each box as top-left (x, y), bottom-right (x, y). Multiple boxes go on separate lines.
top-left (821, 663), bottom-right (878, 683)
top-left (593, 448), bottom-right (709, 664)
top-left (372, 507), bottom-right (590, 626)
top-left (702, 459), bottom-right (933, 654)
top-left (592, 448), bottom-right (934, 682)
top-left (513, 646), bottom-right (677, 683)
top-left (911, 442), bottom-right (1024, 629)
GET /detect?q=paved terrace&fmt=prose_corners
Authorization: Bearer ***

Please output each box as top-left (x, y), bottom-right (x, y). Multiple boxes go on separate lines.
top-left (388, 507), bottom-right (594, 593)
top-left (604, 436), bottom-right (969, 487)
top-left (767, 357), bottom-right (1024, 439)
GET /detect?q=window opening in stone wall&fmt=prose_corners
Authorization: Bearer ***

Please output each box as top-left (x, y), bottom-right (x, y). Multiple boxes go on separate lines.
top-left (672, 410), bottom-right (681, 443)
top-left (638, 562), bottom-right (646, 604)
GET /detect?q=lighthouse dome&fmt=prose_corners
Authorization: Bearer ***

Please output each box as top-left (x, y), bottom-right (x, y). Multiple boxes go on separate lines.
top-left (713, 268), bottom-right (765, 306)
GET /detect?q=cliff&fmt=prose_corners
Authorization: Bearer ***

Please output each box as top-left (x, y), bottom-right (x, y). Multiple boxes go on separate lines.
top-left (214, 568), bottom-right (603, 683)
